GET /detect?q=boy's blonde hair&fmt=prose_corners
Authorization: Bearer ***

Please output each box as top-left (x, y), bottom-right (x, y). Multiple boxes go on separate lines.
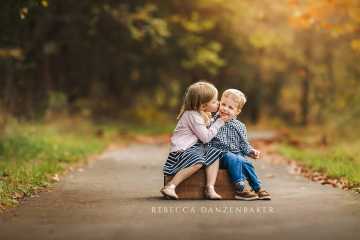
top-left (222, 89), bottom-right (247, 111)
top-left (177, 81), bottom-right (218, 120)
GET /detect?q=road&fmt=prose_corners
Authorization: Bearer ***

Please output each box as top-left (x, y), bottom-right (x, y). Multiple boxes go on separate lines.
top-left (1, 140), bottom-right (359, 240)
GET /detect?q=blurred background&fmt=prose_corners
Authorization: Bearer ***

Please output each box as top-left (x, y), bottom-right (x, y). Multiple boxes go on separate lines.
top-left (1, 0), bottom-right (360, 208)
top-left (1, 0), bottom-right (359, 133)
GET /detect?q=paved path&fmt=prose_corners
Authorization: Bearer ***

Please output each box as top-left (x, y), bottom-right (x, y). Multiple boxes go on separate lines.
top-left (1, 141), bottom-right (359, 240)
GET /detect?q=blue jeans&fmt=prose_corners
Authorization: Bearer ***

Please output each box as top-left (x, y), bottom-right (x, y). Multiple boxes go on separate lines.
top-left (220, 152), bottom-right (261, 192)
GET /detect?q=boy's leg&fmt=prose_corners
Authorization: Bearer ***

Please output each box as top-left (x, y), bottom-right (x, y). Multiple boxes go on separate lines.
top-left (221, 152), bottom-right (246, 185)
top-left (241, 158), bottom-right (271, 200)
top-left (236, 155), bottom-right (261, 192)
top-left (222, 152), bottom-right (258, 200)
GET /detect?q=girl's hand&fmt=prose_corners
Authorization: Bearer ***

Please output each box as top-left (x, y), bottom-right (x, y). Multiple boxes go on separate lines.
top-left (249, 149), bottom-right (261, 159)
top-left (200, 111), bottom-right (212, 126)
top-left (219, 112), bottom-right (231, 122)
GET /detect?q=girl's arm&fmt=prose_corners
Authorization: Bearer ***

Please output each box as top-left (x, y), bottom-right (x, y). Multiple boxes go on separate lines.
top-left (188, 112), bottom-right (225, 143)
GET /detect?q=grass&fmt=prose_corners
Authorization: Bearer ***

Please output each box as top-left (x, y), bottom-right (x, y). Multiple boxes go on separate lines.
top-left (0, 112), bottom-right (175, 209)
top-left (0, 122), bottom-right (107, 208)
top-left (278, 142), bottom-right (360, 187)
top-left (0, 117), bottom-right (174, 209)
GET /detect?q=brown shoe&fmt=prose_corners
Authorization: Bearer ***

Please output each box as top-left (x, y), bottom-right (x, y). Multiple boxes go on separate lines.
top-left (256, 189), bottom-right (271, 200)
top-left (234, 190), bottom-right (259, 201)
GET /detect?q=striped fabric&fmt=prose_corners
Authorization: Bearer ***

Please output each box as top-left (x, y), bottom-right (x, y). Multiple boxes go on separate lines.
top-left (163, 142), bottom-right (224, 176)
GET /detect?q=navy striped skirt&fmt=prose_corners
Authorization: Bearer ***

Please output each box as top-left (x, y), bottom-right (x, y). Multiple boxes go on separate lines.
top-left (163, 142), bottom-right (225, 176)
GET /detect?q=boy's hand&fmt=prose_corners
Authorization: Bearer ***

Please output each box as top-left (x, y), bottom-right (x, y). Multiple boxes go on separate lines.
top-left (249, 149), bottom-right (261, 159)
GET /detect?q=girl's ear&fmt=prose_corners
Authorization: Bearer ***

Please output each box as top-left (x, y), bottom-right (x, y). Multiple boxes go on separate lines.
top-left (236, 109), bottom-right (242, 115)
top-left (200, 103), bottom-right (207, 111)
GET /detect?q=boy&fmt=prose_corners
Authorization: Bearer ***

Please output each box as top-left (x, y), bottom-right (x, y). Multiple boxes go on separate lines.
top-left (209, 89), bottom-right (271, 200)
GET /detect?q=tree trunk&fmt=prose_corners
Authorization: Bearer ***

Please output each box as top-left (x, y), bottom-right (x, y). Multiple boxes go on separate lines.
top-left (300, 33), bottom-right (312, 126)
top-left (301, 69), bottom-right (310, 126)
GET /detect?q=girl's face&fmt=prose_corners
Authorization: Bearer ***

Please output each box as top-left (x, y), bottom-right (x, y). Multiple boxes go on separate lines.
top-left (219, 95), bottom-right (241, 120)
top-left (202, 95), bottom-right (219, 113)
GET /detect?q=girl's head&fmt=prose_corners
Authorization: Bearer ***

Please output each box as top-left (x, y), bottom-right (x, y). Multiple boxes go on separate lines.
top-left (177, 81), bottom-right (219, 119)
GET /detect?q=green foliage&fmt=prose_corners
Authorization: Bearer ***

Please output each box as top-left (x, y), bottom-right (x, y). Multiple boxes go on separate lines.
top-left (120, 3), bottom-right (171, 46)
top-left (178, 12), bottom-right (215, 33)
top-left (180, 38), bottom-right (225, 75)
top-left (0, 0), bottom-right (359, 131)
top-left (278, 143), bottom-right (360, 186)
top-left (48, 91), bottom-right (67, 112)
top-left (0, 123), bottom-right (105, 207)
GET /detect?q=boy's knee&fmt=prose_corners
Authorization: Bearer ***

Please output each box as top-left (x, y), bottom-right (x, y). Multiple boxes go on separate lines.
top-left (243, 160), bottom-right (254, 168)
top-left (223, 152), bottom-right (237, 162)
top-left (224, 151), bottom-right (237, 157)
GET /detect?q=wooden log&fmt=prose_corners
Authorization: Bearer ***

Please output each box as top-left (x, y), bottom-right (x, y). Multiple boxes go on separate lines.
top-left (164, 169), bottom-right (235, 199)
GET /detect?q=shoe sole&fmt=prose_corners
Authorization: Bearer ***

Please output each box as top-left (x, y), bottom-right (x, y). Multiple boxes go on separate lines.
top-left (234, 196), bottom-right (259, 201)
top-left (258, 196), bottom-right (271, 200)
top-left (160, 189), bottom-right (178, 200)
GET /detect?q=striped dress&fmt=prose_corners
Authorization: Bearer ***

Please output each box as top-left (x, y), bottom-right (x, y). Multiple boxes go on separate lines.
top-left (163, 142), bottom-right (225, 176)
top-left (163, 111), bottom-right (225, 176)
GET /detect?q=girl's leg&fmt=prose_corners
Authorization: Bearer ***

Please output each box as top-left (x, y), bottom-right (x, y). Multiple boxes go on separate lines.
top-left (167, 163), bottom-right (203, 187)
top-left (204, 160), bottom-right (222, 199)
top-left (162, 163), bottom-right (203, 199)
top-left (205, 159), bottom-right (219, 187)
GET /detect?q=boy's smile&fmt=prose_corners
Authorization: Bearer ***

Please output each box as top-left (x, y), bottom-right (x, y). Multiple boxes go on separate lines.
top-left (219, 95), bottom-right (240, 120)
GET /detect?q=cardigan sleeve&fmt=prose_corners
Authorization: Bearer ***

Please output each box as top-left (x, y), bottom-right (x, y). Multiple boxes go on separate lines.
top-left (187, 111), bottom-right (225, 143)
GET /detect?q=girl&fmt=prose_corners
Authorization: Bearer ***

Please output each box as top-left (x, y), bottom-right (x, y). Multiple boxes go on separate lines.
top-left (161, 81), bottom-right (230, 200)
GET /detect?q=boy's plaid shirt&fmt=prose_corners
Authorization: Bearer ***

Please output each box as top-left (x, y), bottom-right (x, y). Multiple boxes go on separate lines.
top-left (209, 115), bottom-right (253, 156)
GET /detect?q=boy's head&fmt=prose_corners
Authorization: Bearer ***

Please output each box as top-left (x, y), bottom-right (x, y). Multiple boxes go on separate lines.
top-left (219, 89), bottom-right (247, 120)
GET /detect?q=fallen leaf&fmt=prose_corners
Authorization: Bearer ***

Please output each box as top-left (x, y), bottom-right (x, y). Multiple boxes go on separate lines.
top-left (52, 174), bottom-right (60, 182)
top-left (12, 192), bottom-right (24, 199)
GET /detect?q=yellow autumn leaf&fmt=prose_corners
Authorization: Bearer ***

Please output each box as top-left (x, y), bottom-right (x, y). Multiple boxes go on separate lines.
top-left (351, 39), bottom-right (360, 52)
top-left (20, 7), bottom-right (28, 19)
top-left (0, 48), bottom-right (24, 60)
top-left (41, 0), bottom-right (48, 8)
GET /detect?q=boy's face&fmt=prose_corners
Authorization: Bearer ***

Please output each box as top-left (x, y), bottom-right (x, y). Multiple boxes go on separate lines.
top-left (219, 95), bottom-right (241, 120)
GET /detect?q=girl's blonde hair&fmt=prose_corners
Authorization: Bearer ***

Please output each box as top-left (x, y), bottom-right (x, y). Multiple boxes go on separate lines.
top-left (177, 81), bottom-right (218, 123)
top-left (222, 89), bottom-right (247, 111)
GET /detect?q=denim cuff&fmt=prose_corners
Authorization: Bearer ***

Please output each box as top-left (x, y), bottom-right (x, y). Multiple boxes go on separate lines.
top-left (234, 180), bottom-right (246, 192)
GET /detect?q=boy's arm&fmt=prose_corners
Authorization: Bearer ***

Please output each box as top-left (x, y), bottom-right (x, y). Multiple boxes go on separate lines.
top-left (235, 123), bottom-right (254, 157)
